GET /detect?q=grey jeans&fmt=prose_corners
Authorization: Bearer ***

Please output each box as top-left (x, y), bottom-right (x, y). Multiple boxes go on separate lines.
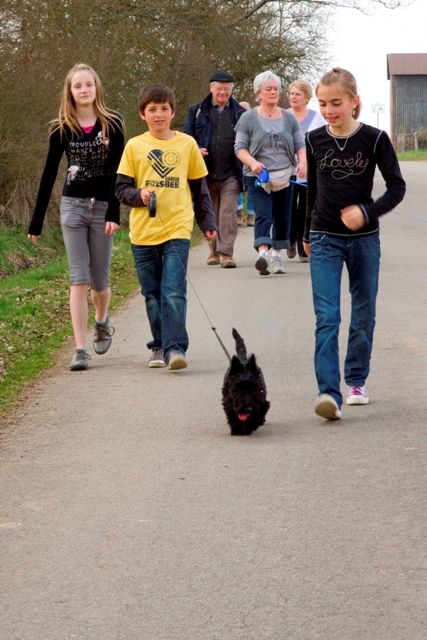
top-left (60, 196), bottom-right (114, 291)
top-left (206, 177), bottom-right (240, 256)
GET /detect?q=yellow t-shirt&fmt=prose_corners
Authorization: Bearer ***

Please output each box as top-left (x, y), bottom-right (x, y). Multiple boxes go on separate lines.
top-left (117, 131), bottom-right (208, 245)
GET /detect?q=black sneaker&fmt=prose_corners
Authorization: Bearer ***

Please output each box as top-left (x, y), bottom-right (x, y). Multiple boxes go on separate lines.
top-left (69, 348), bottom-right (91, 371)
top-left (93, 312), bottom-right (115, 355)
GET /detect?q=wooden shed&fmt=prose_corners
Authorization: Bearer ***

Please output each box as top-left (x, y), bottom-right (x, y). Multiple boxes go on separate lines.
top-left (387, 53), bottom-right (427, 150)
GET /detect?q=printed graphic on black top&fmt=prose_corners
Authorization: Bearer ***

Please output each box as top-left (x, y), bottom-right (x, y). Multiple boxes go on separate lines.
top-left (66, 131), bottom-right (110, 184)
top-left (147, 149), bottom-right (180, 178)
top-left (319, 148), bottom-right (369, 180)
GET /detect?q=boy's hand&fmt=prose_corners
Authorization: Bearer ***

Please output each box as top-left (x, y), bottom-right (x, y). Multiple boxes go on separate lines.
top-left (204, 230), bottom-right (217, 241)
top-left (340, 205), bottom-right (365, 231)
top-left (140, 188), bottom-right (155, 206)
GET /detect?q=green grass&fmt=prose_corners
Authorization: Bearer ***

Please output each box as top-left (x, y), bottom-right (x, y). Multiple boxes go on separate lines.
top-left (0, 222), bottom-right (204, 418)
top-left (0, 224), bottom-right (138, 417)
top-left (397, 149), bottom-right (427, 161)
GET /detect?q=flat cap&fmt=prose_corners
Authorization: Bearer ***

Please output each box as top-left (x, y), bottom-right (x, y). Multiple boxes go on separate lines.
top-left (209, 71), bottom-right (234, 83)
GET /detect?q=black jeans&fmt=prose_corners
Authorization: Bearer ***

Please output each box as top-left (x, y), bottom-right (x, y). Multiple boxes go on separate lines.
top-left (290, 182), bottom-right (308, 257)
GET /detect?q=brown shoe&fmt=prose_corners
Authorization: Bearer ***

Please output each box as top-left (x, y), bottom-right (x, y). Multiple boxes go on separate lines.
top-left (221, 254), bottom-right (237, 268)
top-left (237, 211), bottom-right (246, 226)
top-left (207, 253), bottom-right (220, 265)
top-left (246, 214), bottom-right (254, 227)
top-left (286, 243), bottom-right (297, 259)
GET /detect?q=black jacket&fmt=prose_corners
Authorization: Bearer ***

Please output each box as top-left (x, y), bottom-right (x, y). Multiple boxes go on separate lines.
top-left (183, 94), bottom-right (245, 188)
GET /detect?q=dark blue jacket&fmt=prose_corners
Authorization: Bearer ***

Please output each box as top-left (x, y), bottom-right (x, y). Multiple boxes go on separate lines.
top-left (183, 93), bottom-right (245, 188)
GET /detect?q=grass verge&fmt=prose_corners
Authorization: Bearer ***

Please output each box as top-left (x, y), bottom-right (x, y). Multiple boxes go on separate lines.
top-left (0, 224), bottom-right (138, 418)
top-left (0, 222), bottom-right (205, 419)
top-left (397, 149), bottom-right (427, 162)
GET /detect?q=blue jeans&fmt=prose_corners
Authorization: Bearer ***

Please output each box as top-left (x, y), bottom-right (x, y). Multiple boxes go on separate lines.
top-left (245, 176), bottom-right (294, 250)
top-left (309, 232), bottom-right (381, 407)
top-left (131, 240), bottom-right (190, 359)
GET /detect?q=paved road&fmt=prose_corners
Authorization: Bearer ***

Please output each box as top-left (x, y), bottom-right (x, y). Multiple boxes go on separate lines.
top-left (1, 163), bottom-right (427, 640)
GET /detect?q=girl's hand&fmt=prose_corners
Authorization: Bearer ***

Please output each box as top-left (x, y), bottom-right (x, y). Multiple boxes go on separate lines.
top-left (340, 205), bottom-right (365, 231)
top-left (140, 188), bottom-right (154, 206)
top-left (204, 230), bottom-right (217, 241)
top-left (28, 234), bottom-right (39, 246)
top-left (303, 241), bottom-right (310, 257)
top-left (105, 222), bottom-right (119, 235)
top-left (296, 163), bottom-right (307, 179)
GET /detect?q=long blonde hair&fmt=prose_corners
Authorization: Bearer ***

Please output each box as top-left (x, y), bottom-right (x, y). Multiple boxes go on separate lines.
top-left (51, 63), bottom-right (123, 141)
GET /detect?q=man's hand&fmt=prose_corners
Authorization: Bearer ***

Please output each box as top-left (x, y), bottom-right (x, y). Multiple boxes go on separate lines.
top-left (204, 230), bottom-right (217, 241)
top-left (199, 148), bottom-right (209, 157)
top-left (340, 205), bottom-right (365, 231)
top-left (302, 241), bottom-right (310, 257)
top-left (28, 234), bottom-right (39, 246)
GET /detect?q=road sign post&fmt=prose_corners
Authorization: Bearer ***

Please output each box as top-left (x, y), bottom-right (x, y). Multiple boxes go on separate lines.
top-left (371, 102), bottom-right (386, 128)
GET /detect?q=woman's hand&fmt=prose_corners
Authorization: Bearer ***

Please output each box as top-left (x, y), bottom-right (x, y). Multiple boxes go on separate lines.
top-left (296, 163), bottom-right (307, 180)
top-left (105, 222), bottom-right (119, 235)
top-left (140, 188), bottom-right (155, 206)
top-left (28, 234), bottom-right (39, 246)
top-left (303, 241), bottom-right (310, 257)
top-left (340, 205), bottom-right (365, 231)
top-left (250, 160), bottom-right (265, 175)
top-left (204, 230), bottom-right (217, 241)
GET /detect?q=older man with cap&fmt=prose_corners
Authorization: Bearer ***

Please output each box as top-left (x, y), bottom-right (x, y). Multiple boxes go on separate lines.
top-left (183, 71), bottom-right (245, 268)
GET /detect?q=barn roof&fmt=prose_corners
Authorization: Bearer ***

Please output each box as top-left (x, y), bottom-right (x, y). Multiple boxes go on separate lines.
top-left (387, 53), bottom-right (427, 79)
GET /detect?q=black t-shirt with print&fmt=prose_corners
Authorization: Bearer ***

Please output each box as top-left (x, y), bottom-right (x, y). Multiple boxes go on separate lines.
top-left (29, 114), bottom-right (124, 235)
top-left (304, 123), bottom-right (406, 241)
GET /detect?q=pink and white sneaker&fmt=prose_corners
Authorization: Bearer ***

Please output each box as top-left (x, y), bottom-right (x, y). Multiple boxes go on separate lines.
top-left (346, 386), bottom-right (369, 405)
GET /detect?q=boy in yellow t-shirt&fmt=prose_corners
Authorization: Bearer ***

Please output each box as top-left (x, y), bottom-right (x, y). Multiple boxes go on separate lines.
top-left (116, 84), bottom-right (217, 370)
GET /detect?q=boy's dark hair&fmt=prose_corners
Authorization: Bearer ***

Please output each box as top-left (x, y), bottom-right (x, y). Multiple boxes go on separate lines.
top-left (138, 84), bottom-right (176, 114)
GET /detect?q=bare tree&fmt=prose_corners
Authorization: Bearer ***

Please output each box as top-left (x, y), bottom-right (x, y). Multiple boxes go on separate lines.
top-left (0, 0), bottom-right (415, 224)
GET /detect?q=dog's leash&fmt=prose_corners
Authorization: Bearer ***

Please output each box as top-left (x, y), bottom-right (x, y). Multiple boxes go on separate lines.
top-left (149, 194), bottom-right (232, 363)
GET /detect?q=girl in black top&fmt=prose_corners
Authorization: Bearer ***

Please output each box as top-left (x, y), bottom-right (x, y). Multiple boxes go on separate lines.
top-left (303, 68), bottom-right (405, 420)
top-left (28, 63), bottom-right (125, 371)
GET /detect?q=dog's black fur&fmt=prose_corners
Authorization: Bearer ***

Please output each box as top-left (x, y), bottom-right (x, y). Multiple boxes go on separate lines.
top-left (222, 328), bottom-right (270, 436)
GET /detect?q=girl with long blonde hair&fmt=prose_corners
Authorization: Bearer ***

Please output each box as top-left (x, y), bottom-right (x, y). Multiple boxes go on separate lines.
top-left (28, 63), bottom-right (125, 371)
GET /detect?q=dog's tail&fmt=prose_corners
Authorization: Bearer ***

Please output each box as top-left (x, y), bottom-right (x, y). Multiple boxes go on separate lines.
top-left (232, 328), bottom-right (248, 364)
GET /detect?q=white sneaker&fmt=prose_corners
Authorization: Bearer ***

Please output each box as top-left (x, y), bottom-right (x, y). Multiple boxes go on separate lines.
top-left (346, 386), bottom-right (369, 405)
top-left (315, 394), bottom-right (342, 420)
top-left (271, 254), bottom-right (286, 274)
top-left (255, 254), bottom-right (270, 276)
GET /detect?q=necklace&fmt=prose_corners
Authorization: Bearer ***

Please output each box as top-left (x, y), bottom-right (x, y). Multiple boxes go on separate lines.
top-left (328, 124), bottom-right (358, 152)
top-left (293, 108), bottom-right (308, 122)
top-left (259, 106), bottom-right (276, 118)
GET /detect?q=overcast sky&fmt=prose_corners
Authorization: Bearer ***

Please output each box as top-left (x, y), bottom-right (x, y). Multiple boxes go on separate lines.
top-left (312, 0), bottom-right (426, 133)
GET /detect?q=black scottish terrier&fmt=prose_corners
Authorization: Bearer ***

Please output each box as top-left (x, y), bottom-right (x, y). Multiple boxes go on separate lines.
top-left (222, 328), bottom-right (270, 436)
